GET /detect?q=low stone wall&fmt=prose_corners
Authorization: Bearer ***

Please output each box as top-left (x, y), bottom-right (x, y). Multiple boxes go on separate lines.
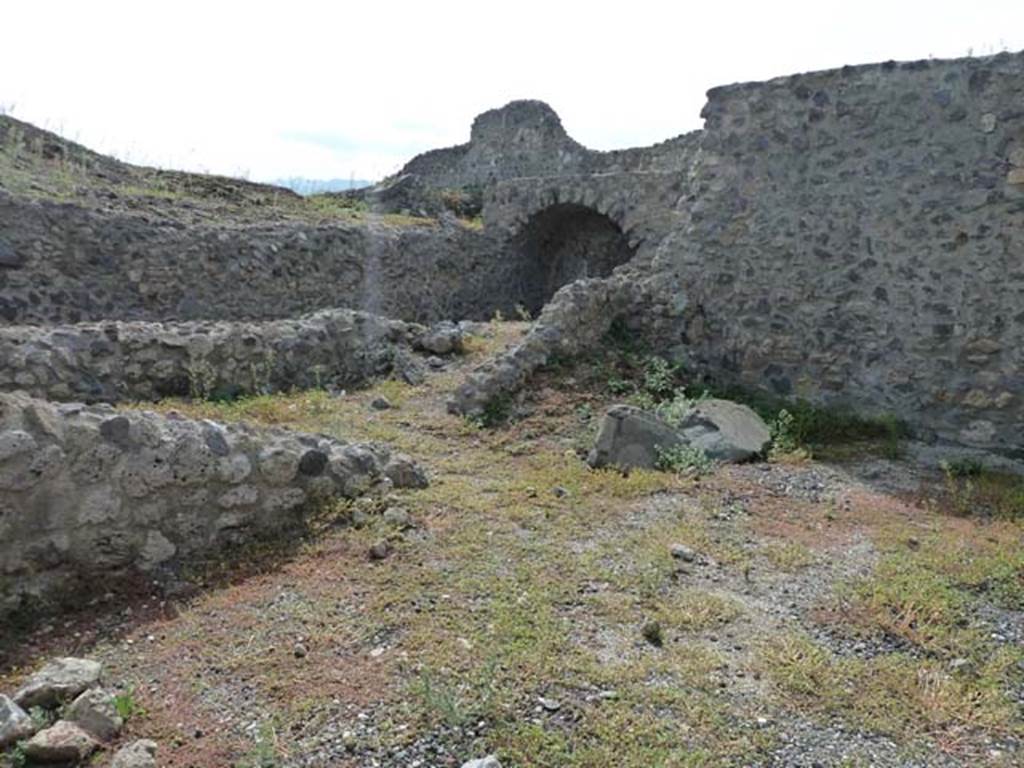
top-left (0, 391), bottom-right (426, 618)
top-left (0, 309), bottom-right (463, 404)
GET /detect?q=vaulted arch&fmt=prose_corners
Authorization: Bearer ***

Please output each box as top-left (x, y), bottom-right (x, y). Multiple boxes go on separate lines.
top-left (510, 203), bottom-right (636, 314)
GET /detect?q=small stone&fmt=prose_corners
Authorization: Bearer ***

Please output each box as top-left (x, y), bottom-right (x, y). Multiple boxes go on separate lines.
top-left (461, 756), bottom-right (502, 768)
top-left (369, 540), bottom-right (392, 560)
top-left (670, 543), bottom-right (697, 562)
top-left (427, 355), bottom-right (446, 369)
top-left (980, 112), bottom-right (997, 133)
top-left (551, 485), bottom-right (570, 498)
top-left (384, 453), bottom-right (428, 489)
top-left (14, 657), bottom-right (103, 709)
top-left (111, 739), bottom-right (159, 768)
top-left (382, 506), bottom-right (412, 528)
top-left (538, 696), bottom-right (561, 712)
top-left (370, 396), bottom-right (392, 411)
top-left (23, 720), bottom-right (99, 763)
top-left (293, 643), bottom-right (308, 659)
top-left (0, 694), bottom-right (36, 748)
top-left (0, 238), bottom-right (24, 269)
top-left (1008, 168), bottom-right (1024, 185)
top-left (66, 687), bottom-right (123, 741)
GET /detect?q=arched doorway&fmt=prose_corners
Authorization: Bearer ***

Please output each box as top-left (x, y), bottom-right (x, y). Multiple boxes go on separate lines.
top-left (512, 203), bottom-right (635, 314)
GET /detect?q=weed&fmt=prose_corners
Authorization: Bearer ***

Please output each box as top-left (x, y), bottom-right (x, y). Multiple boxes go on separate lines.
top-left (472, 394), bottom-right (514, 429)
top-left (941, 462), bottom-right (1024, 520)
top-left (642, 356), bottom-right (680, 400)
top-left (237, 720), bottom-right (281, 768)
top-left (113, 687), bottom-right (146, 721)
top-left (656, 444), bottom-right (713, 476)
top-left (762, 541), bottom-right (815, 571)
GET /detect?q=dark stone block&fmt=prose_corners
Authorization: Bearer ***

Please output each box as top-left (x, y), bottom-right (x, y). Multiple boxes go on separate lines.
top-left (298, 449), bottom-right (328, 477)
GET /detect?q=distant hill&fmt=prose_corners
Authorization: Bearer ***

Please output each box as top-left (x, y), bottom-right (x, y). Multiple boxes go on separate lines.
top-left (271, 177), bottom-right (374, 195)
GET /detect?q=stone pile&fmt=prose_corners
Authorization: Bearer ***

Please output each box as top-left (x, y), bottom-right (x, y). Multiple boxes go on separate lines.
top-left (0, 656), bottom-right (157, 767)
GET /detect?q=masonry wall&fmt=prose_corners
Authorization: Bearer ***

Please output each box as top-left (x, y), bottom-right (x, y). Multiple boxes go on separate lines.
top-left (0, 194), bottom-right (515, 325)
top-left (0, 309), bottom-right (464, 404)
top-left (653, 52), bottom-right (1024, 453)
top-left (0, 391), bottom-right (426, 617)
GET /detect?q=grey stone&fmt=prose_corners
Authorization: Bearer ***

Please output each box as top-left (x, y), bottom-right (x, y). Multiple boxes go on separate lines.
top-left (670, 543), bottom-right (697, 562)
top-left (13, 657), bottom-right (102, 709)
top-left (23, 720), bottom-right (99, 763)
top-left (369, 540), bottom-right (392, 560)
top-left (674, 399), bottom-right (771, 462)
top-left (0, 239), bottom-right (23, 269)
top-left (110, 739), bottom-right (158, 768)
top-left (382, 506), bottom-right (412, 528)
top-left (418, 322), bottom-right (463, 355)
top-left (0, 694), bottom-right (35, 748)
top-left (370, 396), bottom-right (392, 410)
top-left (588, 405), bottom-right (684, 470)
top-left (384, 453), bottom-right (429, 489)
top-left (65, 687), bottom-right (123, 741)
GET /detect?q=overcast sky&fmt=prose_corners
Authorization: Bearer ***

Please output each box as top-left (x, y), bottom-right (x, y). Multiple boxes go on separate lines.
top-left (2, 1), bottom-right (1023, 182)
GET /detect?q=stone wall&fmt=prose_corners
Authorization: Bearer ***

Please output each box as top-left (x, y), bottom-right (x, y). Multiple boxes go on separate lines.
top-left (0, 391), bottom-right (426, 618)
top-left (0, 309), bottom-right (467, 404)
top-left (388, 100), bottom-right (697, 195)
top-left (0, 194), bottom-right (514, 325)
top-left (651, 51), bottom-right (1024, 454)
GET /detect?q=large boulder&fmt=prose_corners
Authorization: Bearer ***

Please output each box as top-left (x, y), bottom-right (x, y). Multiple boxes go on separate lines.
top-left (13, 657), bottom-right (102, 709)
top-left (675, 399), bottom-right (771, 462)
top-left (588, 399), bottom-right (770, 470)
top-left (0, 694), bottom-right (35, 748)
top-left (588, 405), bottom-right (685, 470)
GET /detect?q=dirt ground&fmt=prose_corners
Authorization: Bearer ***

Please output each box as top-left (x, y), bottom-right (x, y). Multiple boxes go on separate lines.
top-left (2, 323), bottom-right (1021, 767)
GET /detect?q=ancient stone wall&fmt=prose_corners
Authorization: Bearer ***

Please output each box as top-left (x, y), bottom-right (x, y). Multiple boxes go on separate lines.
top-left (397, 100), bottom-right (697, 190)
top-left (653, 51), bottom-right (1024, 454)
top-left (0, 309), bottom-right (466, 404)
top-left (0, 194), bottom-right (514, 325)
top-left (0, 391), bottom-right (426, 617)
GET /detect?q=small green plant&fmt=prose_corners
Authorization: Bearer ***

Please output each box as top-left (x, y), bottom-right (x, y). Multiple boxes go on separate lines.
top-left (9, 742), bottom-right (28, 768)
top-left (28, 705), bottom-right (54, 729)
top-left (514, 303), bottom-right (533, 322)
top-left (769, 408), bottom-right (802, 456)
top-left (237, 721), bottom-right (280, 768)
top-left (655, 444), bottom-right (713, 476)
top-left (471, 394), bottom-right (513, 429)
top-left (607, 376), bottom-right (633, 396)
top-left (113, 687), bottom-right (146, 721)
top-left (642, 356), bottom-right (679, 400)
top-left (653, 388), bottom-right (707, 428)
top-left (942, 456), bottom-right (985, 478)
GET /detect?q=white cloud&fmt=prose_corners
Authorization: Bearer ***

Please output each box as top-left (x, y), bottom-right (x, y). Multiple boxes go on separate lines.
top-left (2, 0), bottom-right (1022, 181)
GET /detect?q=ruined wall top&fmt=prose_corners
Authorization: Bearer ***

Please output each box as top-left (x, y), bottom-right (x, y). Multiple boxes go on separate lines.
top-left (396, 99), bottom-right (698, 190)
